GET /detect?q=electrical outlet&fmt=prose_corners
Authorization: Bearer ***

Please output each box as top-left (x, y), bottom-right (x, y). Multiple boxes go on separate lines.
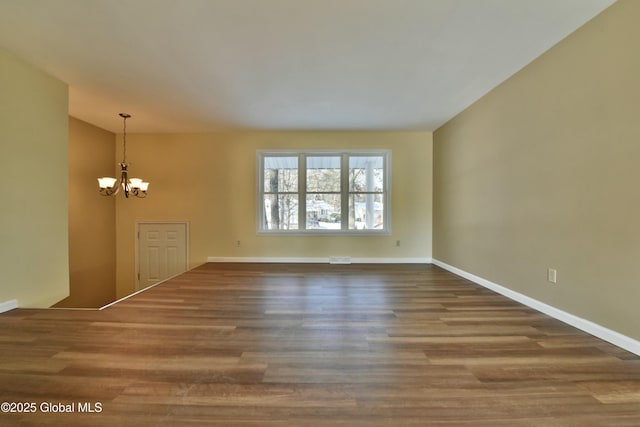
top-left (396, 240), bottom-right (401, 247)
top-left (547, 268), bottom-right (557, 284)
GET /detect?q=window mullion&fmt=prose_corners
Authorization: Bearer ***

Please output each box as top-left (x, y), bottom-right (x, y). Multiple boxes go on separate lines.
top-left (258, 153), bottom-right (264, 231)
top-left (299, 153), bottom-right (306, 230)
top-left (341, 154), bottom-right (349, 230)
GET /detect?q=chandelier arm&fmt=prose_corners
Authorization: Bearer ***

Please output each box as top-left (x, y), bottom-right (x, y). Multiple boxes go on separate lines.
top-left (132, 188), bottom-right (147, 198)
top-left (112, 180), bottom-right (122, 196)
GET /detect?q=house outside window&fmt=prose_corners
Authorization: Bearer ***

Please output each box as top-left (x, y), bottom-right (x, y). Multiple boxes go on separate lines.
top-left (257, 150), bottom-right (390, 235)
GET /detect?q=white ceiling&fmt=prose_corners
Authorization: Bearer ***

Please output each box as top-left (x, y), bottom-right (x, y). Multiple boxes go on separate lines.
top-left (0, 0), bottom-right (615, 133)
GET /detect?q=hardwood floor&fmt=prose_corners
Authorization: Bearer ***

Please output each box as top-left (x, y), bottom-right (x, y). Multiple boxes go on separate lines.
top-left (1, 263), bottom-right (638, 426)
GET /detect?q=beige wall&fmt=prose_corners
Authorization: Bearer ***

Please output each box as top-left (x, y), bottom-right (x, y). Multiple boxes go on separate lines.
top-left (116, 131), bottom-right (432, 298)
top-left (0, 47), bottom-right (70, 308)
top-left (54, 117), bottom-right (116, 308)
top-left (433, 1), bottom-right (639, 340)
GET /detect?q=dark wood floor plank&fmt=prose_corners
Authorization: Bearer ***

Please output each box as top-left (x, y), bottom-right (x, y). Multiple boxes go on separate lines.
top-left (0, 263), bottom-right (638, 425)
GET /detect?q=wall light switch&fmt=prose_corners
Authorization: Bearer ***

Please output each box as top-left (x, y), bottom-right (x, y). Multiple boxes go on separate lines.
top-left (547, 268), bottom-right (557, 284)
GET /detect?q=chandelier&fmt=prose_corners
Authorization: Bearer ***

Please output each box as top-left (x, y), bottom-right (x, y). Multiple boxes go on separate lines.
top-left (97, 113), bottom-right (149, 198)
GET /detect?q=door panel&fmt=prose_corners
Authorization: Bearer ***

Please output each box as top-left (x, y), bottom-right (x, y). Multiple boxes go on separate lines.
top-left (138, 223), bottom-right (188, 290)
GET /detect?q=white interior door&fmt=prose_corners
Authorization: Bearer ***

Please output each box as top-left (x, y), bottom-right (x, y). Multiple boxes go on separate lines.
top-left (138, 222), bottom-right (188, 290)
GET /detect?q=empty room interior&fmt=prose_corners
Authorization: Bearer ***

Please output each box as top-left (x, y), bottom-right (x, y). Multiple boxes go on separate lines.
top-left (1, 0), bottom-right (639, 425)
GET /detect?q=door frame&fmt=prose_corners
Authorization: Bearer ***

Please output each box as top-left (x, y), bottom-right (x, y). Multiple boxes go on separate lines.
top-left (135, 221), bottom-right (190, 291)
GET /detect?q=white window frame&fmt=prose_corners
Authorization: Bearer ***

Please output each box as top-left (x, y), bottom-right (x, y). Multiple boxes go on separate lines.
top-left (257, 150), bottom-right (391, 235)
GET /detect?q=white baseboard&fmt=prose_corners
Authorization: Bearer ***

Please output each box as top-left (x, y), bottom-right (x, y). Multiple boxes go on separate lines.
top-left (207, 257), bottom-right (432, 264)
top-left (208, 257), bottom-right (326, 263)
top-left (352, 258), bottom-right (432, 264)
top-left (432, 259), bottom-right (640, 356)
top-left (0, 299), bottom-right (19, 314)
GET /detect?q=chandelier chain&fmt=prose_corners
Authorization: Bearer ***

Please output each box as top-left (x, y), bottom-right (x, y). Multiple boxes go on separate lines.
top-left (122, 114), bottom-right (128, 164)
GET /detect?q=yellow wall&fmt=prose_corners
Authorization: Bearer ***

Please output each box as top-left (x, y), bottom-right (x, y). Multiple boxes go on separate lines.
top-left (0, 47), bottom-right (69, 308)
top-left (116, 131), bottom-right (432, 297)
top-left (433, 0), bottom-right (639, 340)
top-left (54, 117), bottom-right (116, 308)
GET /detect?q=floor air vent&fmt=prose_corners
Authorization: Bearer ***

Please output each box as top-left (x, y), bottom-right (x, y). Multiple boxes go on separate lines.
top-left (329, 256), bottom-right (352, 264)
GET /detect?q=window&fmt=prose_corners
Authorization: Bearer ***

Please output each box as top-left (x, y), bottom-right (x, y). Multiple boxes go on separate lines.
top-left (258, 150), bottom-right (390, 234)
